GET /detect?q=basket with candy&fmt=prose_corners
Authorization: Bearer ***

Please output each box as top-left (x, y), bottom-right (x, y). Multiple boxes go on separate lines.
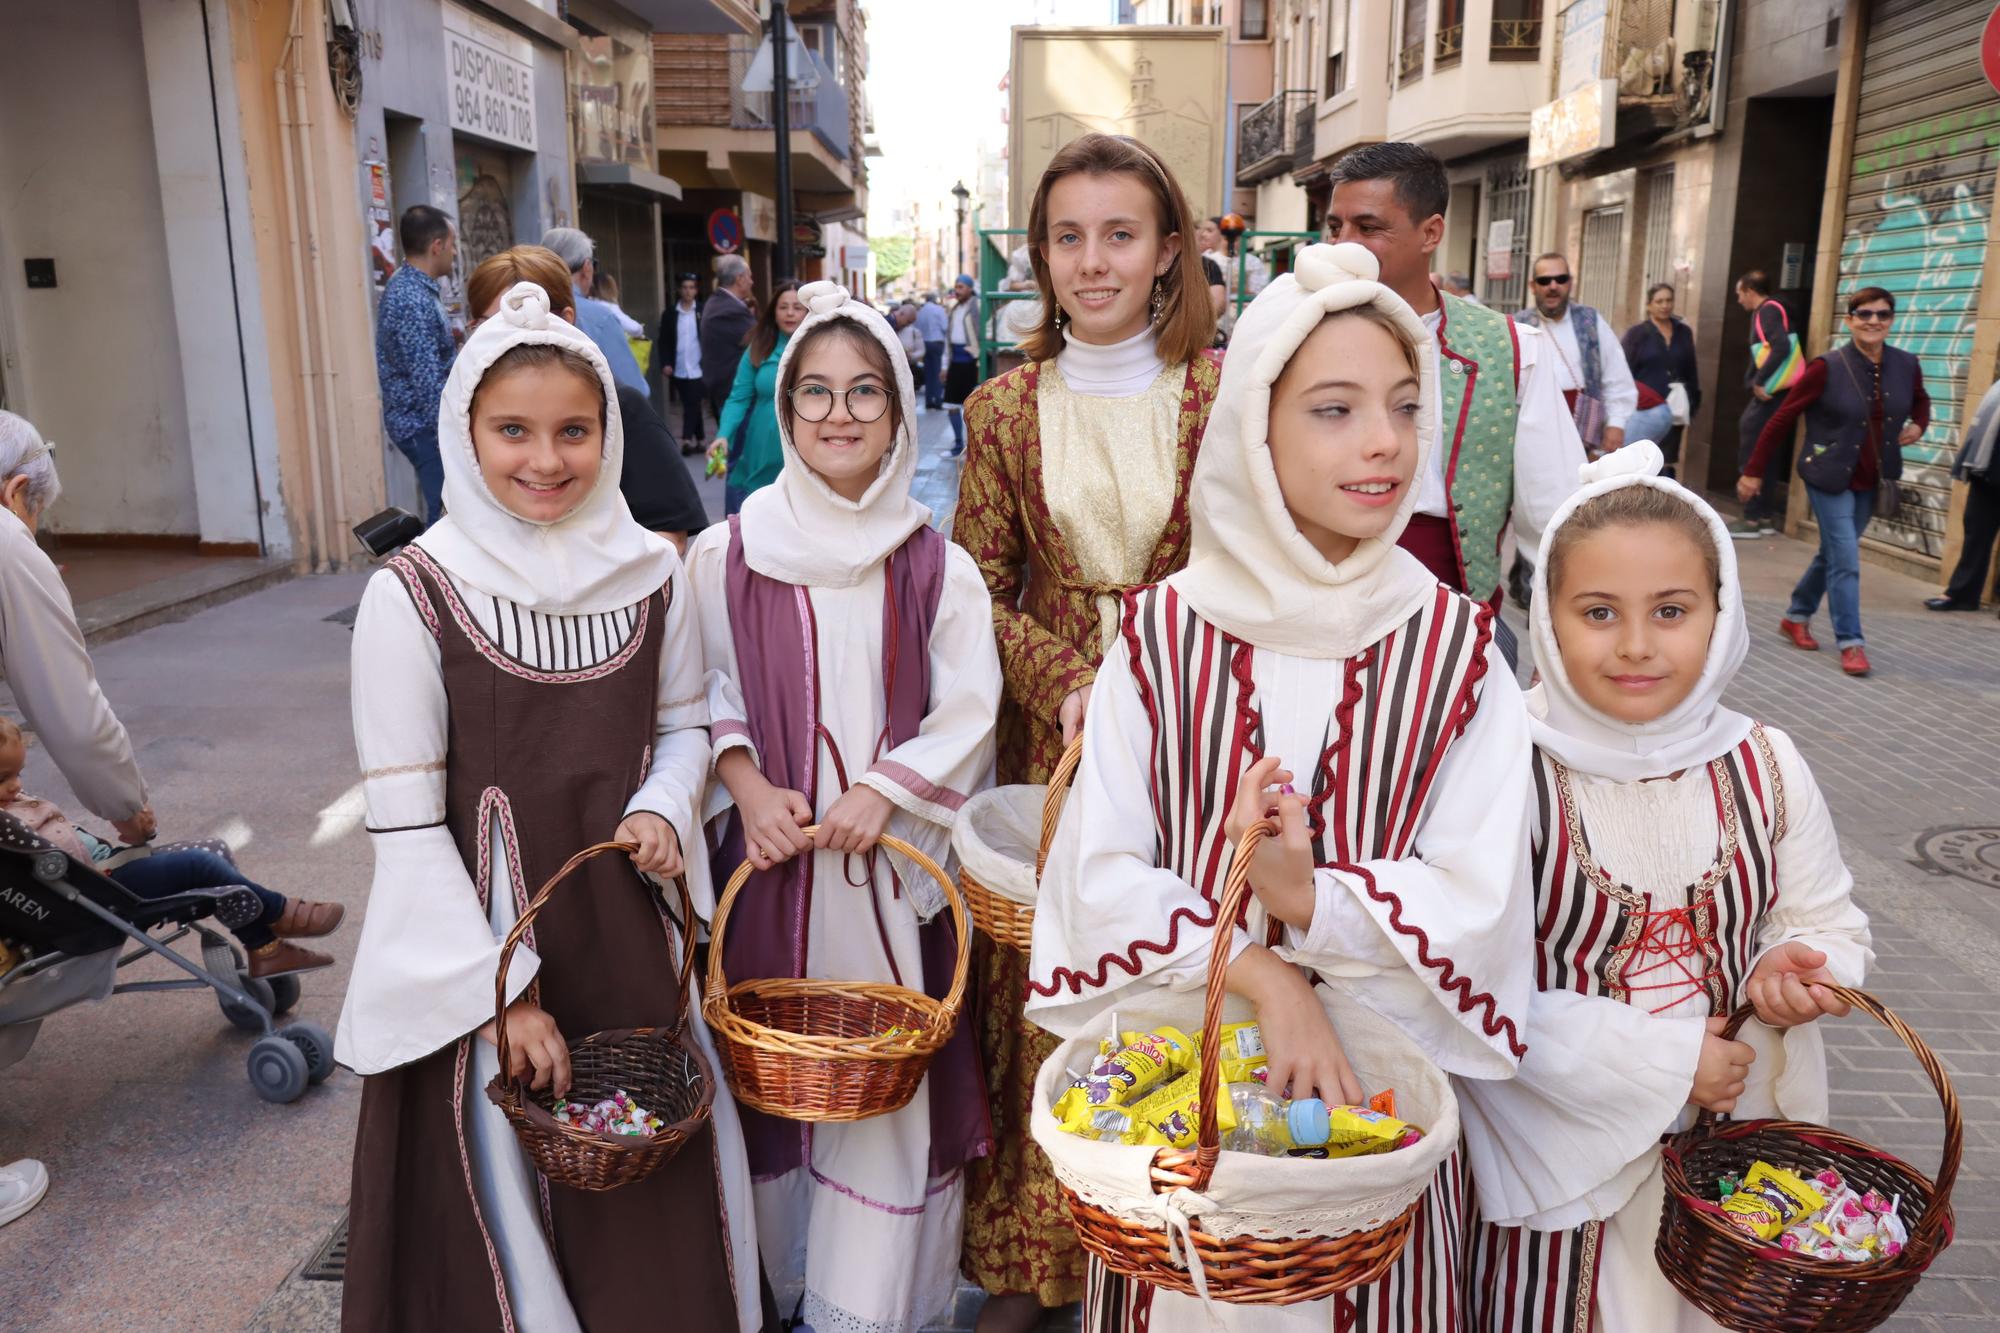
top-left (486, 843), bottom-right (715, 1192)
top-left (1030, 820), bottom-right (1457, 1307)
top-left (1656, 986), bottom-right (1958, 1332)
top-left (703, 830), bottom-right (968, 1122)
top-left (951, 738), bottom-right (1081, 950)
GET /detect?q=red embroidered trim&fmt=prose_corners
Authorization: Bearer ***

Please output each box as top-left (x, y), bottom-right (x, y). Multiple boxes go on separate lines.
top-left (450, 1036), bottom-right (518, 1333)
top-left (1332, 860), bottom-right (1527, 1057)
top-left (1310, 645), bottom-right (1369, 856)
top-left (1026, 900), bottom-right (1224, 997)
top-left (402, 543), bottom-right (654, 685)
top-left (386, 553), bottom-right (442, 642)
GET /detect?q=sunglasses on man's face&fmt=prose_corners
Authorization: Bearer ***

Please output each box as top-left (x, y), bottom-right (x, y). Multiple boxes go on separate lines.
top-left (1533, 274), bottom-right (1572, 287)
top-left (1848, 307), bottom-right (1893, 323)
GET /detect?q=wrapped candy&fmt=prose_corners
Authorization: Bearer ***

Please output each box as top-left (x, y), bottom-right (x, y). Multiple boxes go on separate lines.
top-left (552, 1088), bottom-right (666, 1138)
top-left (1716, 1161), bottom-right (1909, 1263)
top-left (1052, 1026), bottom-right (1196, 1125)
top-left (1720, 1161), bottom-right (1825, 1241)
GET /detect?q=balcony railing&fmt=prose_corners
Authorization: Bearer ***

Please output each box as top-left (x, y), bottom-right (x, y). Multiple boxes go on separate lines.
top-left (726, 38), bottom-right (852, 162)
top-left (1291, 99), bottom-right (1315, 172)
top-left (1237, 88), bottom-right (1313, 185)
top-left (1615, 0), bottom-right (1676, 98)
top-left (1490, 17), bottom-right (1542, 61)
top-left (1435, 23), bottom-right (1464, 68)
top-left (1397, 39), bottom-right (1426, 83)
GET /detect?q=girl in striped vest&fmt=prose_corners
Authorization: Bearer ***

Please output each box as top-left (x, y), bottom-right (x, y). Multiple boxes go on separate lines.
top-left (1027, 242), bottom-right (1538, 1332)
top-left (1463, 443), bottom-right (1872, 1331)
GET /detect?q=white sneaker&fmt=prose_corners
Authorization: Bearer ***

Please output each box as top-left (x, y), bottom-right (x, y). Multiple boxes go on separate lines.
top-left (0, 1159), bottom-right (48, 1227)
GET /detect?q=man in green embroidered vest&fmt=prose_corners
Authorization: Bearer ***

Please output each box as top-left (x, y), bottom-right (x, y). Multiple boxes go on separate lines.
top-left (1326, 143), bottom-right (1586, 628)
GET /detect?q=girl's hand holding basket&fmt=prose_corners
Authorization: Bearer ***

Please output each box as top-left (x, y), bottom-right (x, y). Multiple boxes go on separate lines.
top-left (1691, 1016), bottom-right (1754, 1115)
top-left (481, 999), bottom-right (573, 1098)
top-left (1223, 756), bottom-right (1315, 929)
top-left (717, 750), bottom-right (814, 869)
top-left (814, 785), bottom-right (893, 855)
top-left (1226, 939), bottom-right (1365, 1108)
top-left (614, 811), bottom-right (683, 877)
top-left (1745, 942), bottom-right (1852, 1027)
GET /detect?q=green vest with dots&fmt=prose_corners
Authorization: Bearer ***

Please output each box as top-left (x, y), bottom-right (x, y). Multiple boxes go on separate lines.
top-left (1434, 293), bottom-right (1523, 603)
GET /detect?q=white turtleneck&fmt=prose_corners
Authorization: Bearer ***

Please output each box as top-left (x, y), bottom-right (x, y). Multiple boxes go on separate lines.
top-left (1055, 325), bottom-right (1165, 398)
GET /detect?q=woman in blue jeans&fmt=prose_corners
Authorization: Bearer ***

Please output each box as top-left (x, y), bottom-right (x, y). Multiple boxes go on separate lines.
top-left (1738, 285), bottom-right (1929, 677)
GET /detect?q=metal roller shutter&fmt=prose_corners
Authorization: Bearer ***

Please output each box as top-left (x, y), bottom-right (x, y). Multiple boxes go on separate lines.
top-left (1836, 0), bottom-right (1998, 564)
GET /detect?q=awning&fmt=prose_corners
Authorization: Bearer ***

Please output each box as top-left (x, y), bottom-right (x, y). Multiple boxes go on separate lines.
top-left (578, 162), bottom-right (683, 202)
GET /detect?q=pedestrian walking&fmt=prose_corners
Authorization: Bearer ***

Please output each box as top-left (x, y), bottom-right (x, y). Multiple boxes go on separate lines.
top-left (1730, 269), bottom-right (1803, 536)
top-left (1027, 242), bottom-right (1535, 1333)
top-left (714, 280), bottom-right (805, 515)
top-left (687, 281), bottom-right (1000, 1333)
top-left (1926, 374), bottom-right (2000, 612)
top-left (1516, 252), bottom-right (1640, 457)
top-left (1466, 442), bottom-right (1870, 1332)
top-left (944, 274), bottom-right (982, 455)
top-left (1740, 286), bottom-right (1930, 677)
top-left (652, 272), bottom-right (710, 456)
top-left (339, 279), bottom-right (760, 1332)
top-left (916, 290), bottom-right (949, 410)
top-left (375, 204), bottom-right (458, 524)
top-left (894, 301), bottom-right (927, 388)
top-left (539, 226), bottom-right (650, 400)
top-left (589, 268), bottom-right (646, 337)
top-left (1620, 283), bottom-right (1701, 470)
top-left (1325, 142), bottom-right (1586, 636)
top-left (703, 255), bottom-right (758, 421)
top-left (952, 131), bottom-right (1220, 1333)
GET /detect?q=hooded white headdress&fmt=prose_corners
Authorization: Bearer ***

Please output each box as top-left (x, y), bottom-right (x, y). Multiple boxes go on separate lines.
top-left (412, 280), bottom-right (674, 614)
top-left (1526, 441), bottom-right (1752, 782)
top-left (737, 280), bottom-right (931, 588)
top-left (1167, 242), bottom-right (1442, 659)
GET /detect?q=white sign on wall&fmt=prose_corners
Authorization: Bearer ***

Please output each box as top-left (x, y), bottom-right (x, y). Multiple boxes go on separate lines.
top-left (1485, 219), bottom-right (1516, 280)
top-left (1530, 79), bottom-right (1617, 169)
top-left (444, 3), bottom-right (537, 152)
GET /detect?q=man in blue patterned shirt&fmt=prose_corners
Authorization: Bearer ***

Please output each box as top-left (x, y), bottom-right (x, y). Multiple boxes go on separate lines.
top-left (375, 205), bottom-right (457, 524)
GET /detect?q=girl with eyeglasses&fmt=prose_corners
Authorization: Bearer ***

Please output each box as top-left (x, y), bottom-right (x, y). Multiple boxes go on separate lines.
top-left (685, 281), bottom-right (1002, 1333)
top-left (1737, 286), bottom-right (1931, 677)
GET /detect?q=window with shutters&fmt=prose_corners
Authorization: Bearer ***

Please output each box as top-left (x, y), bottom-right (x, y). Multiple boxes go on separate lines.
top-left (1578, 204), bottom-right (1626, 313)
top-left (1436, 0), bottom-right (1465, 67)
top-left (1325, 0), bottom-right (1350, 95)
top-left (1641, 166), bottom-right (1675, 294)
top-left (1242, 0), bottom-right (1269, 40)
top-left (1398, 0), bottom-right (1427, 83)
top-left (1491, 0), bottom-right (1543, 62)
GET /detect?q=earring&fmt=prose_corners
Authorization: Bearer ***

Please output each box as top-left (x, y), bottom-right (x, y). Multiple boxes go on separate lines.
top-left (1149, 281), bottom-right (1166, 323)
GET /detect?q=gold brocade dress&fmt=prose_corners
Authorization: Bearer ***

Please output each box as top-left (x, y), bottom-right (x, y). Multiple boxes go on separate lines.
top-left (955, 351), bottom-right (1219, 1307)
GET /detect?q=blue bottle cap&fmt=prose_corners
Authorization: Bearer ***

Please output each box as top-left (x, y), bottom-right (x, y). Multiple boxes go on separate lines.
top-left (1287, 1097), bottom-right (1331, 1147)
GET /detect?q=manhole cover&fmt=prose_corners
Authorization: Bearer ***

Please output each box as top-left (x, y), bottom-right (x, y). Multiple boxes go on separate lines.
top-left (323, 604), bottom-right (359, 628)
top-left (1912, 826), bottom-right (2000, 888)
top-left (300, 1213), bottom-right (348, 1282)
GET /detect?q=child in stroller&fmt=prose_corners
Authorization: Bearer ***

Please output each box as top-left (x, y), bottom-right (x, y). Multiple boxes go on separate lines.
top-left (0, 719), bottom-right (344, 979)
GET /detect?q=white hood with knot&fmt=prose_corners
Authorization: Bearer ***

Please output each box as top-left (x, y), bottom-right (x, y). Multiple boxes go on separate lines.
top-left (1167, 242), bottom-right (1444, 660)
top-left (1527, 441), bottom-right (1752, 783)
top-left (414, 280), bottom-right (674, 615)
top-left (738, 279), bottom-right (930, 588)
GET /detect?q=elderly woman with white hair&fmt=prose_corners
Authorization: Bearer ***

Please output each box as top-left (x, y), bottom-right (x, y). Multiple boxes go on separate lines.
top-left (0, 409), bottom-right (155, 1233)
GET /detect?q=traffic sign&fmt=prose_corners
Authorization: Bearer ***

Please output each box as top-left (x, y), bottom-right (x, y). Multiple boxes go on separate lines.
top-left (708, 208), bottom-right (743, 255)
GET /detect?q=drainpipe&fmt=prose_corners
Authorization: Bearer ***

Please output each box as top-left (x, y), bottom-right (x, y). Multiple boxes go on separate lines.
top-left (274, 2), bottom-right (329, 572)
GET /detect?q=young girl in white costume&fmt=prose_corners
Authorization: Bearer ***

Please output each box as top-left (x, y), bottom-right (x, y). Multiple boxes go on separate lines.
top-left (1462, 442), bottom-right (1872, 1331)
top-left (338, 282), bottom-right (761, 1332)
top-left (685, 281), bottom-right (1002, 1333)
top-left (1027, 242), bottom-right (1538, 1331)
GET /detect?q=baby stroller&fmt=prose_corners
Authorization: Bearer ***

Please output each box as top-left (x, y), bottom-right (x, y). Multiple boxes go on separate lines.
top-left (0, 810), bottom-right (333, 1103)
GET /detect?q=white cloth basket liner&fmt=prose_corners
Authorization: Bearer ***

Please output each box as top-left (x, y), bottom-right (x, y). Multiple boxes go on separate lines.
top-left (1030, 984), bottom-right (1458, 1243)
top-left (951, 784), bottom-right (1047, 906)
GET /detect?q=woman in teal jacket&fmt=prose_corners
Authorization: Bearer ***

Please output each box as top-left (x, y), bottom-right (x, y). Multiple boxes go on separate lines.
top-left (715, 280), bottom-right (806, 514)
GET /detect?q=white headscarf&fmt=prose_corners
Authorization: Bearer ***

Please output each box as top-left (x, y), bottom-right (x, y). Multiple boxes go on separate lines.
top-left (1527, 441), bottom-right (1752, 782)
top-left (413, 280), bottom-right (674, 614)
top-left (1167, 242), bottom-right (1441, 659)
top-left (737, 280), bottom-right (930, 588)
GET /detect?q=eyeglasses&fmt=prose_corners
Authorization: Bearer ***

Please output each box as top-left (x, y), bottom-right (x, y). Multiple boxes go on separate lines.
top-left (789, 383), bottom-right (892, 423)
top-left (1533, 274), bottom-right (1572, 287)
top-left (1848, 307), bottom-right (1894, 323)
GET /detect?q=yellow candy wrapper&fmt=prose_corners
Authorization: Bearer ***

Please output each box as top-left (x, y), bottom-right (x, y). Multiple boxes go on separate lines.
top-left (1053, 1026), bottom-right (1196, 1129)
top-left (1311, 1104), bottom-right (1425, 1159)
top-left (1207, 1021), bottom-right (1270, 1085)
top-left (1122, 1069), bottom-right (1239, 1150)
top-left (1720, 1161), bottom-right (1826, 1241)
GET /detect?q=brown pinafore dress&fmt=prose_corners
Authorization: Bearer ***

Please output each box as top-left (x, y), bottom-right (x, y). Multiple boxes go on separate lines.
top-left (342, 550), bottom-right (736, 1332)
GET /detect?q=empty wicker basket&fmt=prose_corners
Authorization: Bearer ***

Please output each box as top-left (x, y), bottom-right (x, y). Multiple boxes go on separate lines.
top-left (953, 737), bottom-right (1082, 951)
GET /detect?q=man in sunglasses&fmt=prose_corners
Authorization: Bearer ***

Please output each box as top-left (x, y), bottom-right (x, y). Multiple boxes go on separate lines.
top-left (1514, 254), bottom-right (1638, 459)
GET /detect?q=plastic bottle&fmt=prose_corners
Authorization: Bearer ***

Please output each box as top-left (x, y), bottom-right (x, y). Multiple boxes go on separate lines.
top-left (1220, 1081), bottom-right (1332, 1156)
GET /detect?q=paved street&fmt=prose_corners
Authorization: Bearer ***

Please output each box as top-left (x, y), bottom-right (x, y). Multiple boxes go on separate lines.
top-left (2, 422), bottom-right (1997, 1330)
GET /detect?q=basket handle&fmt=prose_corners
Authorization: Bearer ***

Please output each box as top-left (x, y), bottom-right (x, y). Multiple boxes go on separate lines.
top-left (1178, 816), bottom-right (1278, 1194)
top-left (1034, 737), bottom-right (1086, 883)
top-left (1706, 986), bottom-right (1961, 1258)
top-left (706, 828), bottom-right (971, 1020)
top-left (491, 841), bottom-right (701, 1091)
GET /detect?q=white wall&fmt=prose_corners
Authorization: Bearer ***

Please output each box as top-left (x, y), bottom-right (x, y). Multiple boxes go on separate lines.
top-left (0, 0), bottom-right (199, 536)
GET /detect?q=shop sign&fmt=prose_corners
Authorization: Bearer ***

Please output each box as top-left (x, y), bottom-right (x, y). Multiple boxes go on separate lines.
top-left (794, 216), bottom-right (826, 260)
top-left (1556, 0), bottom-right (1608, 98)
top-left (708, 208), bottom-right (744, 255)
top-left (1530, 79), bottom-right (1617, 169)
top-left (842, 243), bottom-right (870, 271)
top-left (444, 2), bottom-right (537, 152)
top-left (741, 191), bottom-right (777, 242)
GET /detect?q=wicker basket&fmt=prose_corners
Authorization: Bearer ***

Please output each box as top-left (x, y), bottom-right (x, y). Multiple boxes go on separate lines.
top-left (1051, 819), bottom-right (1427, 1305)
top-left (1656, 986), bottom-right (1959, 1332)
top-left (485, 842), bottom-right (715, 1192)
top-left (702, 829), bottom-right (968, 1122)
top-left (955, 738), bottom-right (1082, 951)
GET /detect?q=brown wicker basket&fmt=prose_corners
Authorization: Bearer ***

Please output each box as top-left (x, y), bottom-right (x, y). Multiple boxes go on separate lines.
top-left (484, 841), bottom-right (714, 1192)
top-left (1056, 818), bottom-right (1420, 1304)
top-left (1656, 986), bottom-right (1959, 1332)
top-left (959, 737), bottom-right (1082, 951)
top-left (703, 829), bottom-right (968, 1122)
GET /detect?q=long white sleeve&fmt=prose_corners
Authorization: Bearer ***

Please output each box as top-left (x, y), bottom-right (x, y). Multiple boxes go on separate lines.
top-left (336, 570), bottom-right (538, 1074)
top-left (1508, 325), bottom-right (1589, 565)
top-left (0, 513), bottom-right (147, 821)
top-left (1596, 309), bottom-right (1640, 429)
top-left (621, 559), bottom-right (715, 857)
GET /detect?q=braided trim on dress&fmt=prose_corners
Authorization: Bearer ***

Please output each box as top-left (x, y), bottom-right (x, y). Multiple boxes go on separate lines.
top-left (400, 544), bottom-right (654, 685)
top-left (1749, 723), bottom-right (1788, 842)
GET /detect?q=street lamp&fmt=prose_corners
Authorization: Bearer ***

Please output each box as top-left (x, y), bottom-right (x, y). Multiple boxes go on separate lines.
top-left (951, 180), bottom-right (970, 280)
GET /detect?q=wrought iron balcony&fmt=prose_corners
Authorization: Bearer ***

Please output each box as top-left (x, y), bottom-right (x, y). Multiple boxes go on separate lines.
top-left (1291, 99), bottom-right (1315, 172)
top-left (1237, 88), bottom-right (1314, 185)
top-left (726, 37), bottom-right (853, 162)
top-left (1397, 39), bottom-right (1426, 83)
top-left (1435, 23), bottom-right (1464, 69)
top-left (1490, 17), bottom-right (1542, 62)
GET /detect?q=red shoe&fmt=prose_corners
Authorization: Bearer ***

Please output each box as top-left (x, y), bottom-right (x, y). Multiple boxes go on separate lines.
top-left (1841, 646), bottom-right (1871, 676)
top-left (1778, 618), bottom-right (1819, 651)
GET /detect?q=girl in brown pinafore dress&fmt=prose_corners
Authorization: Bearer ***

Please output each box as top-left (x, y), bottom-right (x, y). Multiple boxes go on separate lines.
top-left (337, 281), bottom-right (760, 1331)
